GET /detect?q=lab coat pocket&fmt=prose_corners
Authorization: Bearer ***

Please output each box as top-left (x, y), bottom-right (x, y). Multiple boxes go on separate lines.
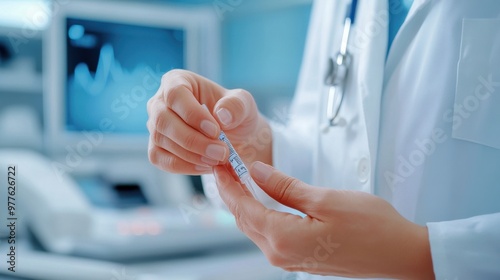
top-left (452, 19), bottom-right (500, 149)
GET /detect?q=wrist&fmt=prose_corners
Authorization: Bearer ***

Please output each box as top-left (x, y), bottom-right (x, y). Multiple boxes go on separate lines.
top-left (404, 225), bottom-right (435, 280)
top-left (386, 223), bottom-right (435, 280)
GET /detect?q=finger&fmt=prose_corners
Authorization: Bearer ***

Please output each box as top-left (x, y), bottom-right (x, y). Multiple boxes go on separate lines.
top-left (215, 165), bottom-right (315, 268)
top-left (161, 70), bottom-right (226, 138)
top-left (213, 89), bottom-right (258, 130)
top-left (250, 161), bottom-right (329, 218)
top-left (168, 86), bottom-right (221, 139)
top-left (161, 69), bottom-right (225, 106)
top-left (147, 112), bottom-right (220, 166)
top-left (153, 133), bottom-right (220, 167)
top-left (148, 105), bottom-right (228, 162)
top-left (239, 228), bottom-right (279, 265)
top-left (213, 165), bottom-right (268, 233)
top-left (222, 161), bottom-right (254, 198)
top-left (148, 138), bottom-right (212, 175)
top-left (214, 165), bottom-right (305, 236)
top-left (214, 164), bottom-right (251, 198)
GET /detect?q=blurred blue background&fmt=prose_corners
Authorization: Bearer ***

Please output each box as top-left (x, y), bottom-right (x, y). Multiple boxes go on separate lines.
top-left (0, 1), bottom-right (312, 279)
top-left (0, 0), bottom-right (312, 147)
top-left (162, 0), bottom-right (311, 115)
top-left (219, 1), bottom-right (311, 114)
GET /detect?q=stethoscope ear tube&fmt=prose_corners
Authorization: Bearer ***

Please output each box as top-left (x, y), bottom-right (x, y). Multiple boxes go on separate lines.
top-left (323, 0), bottom-right (357, 131)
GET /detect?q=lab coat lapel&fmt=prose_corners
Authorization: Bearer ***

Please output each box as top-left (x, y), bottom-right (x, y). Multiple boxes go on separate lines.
top-left (384, 0), bottom-right (433, 83)
top-left (353, 0), bottom-right (388, 190)
top-left (380, 0), bottom-right (433, 218)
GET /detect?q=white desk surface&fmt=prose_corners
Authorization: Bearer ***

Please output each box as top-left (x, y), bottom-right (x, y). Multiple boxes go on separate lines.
top-left (0, 242), bottom-right (284, 280)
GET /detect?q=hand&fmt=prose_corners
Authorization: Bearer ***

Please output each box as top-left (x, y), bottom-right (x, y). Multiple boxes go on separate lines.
top-left (213, 162), bottom-right (435, 279)
top-left (147, 70), bottom-right (272, 175)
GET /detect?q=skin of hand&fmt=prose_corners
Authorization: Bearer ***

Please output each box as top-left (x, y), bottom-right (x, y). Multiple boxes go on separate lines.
top-left (146, 70), bottom-right (272, 175)
top-left (213, 162), bottom-right (435, 279)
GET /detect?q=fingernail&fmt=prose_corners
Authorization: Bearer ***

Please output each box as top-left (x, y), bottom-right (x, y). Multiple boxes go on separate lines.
top-left (251, 162), bottom-right (273, 184)
top-left (201, 156), bottom-right (219, 166)
top-left (206, 144), bottom-right (227, 161)
top-left (200, 120), bottom-right (218, 138)
top-left (216, 108), bottom-right (232, 126)
top-left (195, 165), bottom-right (212, 172)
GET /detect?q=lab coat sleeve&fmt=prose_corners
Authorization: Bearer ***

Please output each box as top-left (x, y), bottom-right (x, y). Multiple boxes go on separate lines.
top-left (427, 212), bottom-right (500, 279)
top-left (269, 118), bottom-right (315, 184)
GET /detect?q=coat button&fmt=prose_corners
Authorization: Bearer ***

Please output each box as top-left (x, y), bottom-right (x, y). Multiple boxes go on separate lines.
top-left (357, 157), bottom-right (370, 183)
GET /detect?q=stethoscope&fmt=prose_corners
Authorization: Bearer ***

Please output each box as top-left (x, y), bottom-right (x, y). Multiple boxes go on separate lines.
top-left (323, 0), bottom-right (358, 131)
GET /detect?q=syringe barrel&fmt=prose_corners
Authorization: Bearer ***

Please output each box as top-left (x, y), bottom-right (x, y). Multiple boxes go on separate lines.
top-left (218, 131), bottom-right (250, 180)
top-left (201, 104), bottom-right (261, 200)
top-left (218, 131), bottom-right (260, 199)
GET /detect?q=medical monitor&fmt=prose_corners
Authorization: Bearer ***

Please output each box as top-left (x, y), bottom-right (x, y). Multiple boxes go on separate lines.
top-left (44, 0), bottom-right (220, 153)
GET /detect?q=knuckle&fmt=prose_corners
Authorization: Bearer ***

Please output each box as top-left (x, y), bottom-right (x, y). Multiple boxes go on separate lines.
top-left (146, 99), bottom-right (160, 131)
top-left (274, 176), bottom-right (300, 203)
top-left (227, 198), bottom-right (239, 216)
top-left (162, 69), bottom-right (187, 83)
top-left (183, 133), bottom-right (199, 150)
top-left (270, 236), bottom-right (290, 256)
top-left (235, 88), bottom-right (255, 111)
top-left (309, 190), bottom-right (335, 215)
top-left (314, 190), bottom-right (332, 206)
top-left (165, 85), bottom-right (184, 107)
top-left (146, 92), bottom-right (161, 111)
top-left (162, 155), bottom-right (177, 171)
top-left (148, 146), bottom-right (159, 165)
top-left (154, 113), bottom-right (163, 130)
top-left (267, 252), bottom-right (287, 268)
top-left (162, 70), bottom-right (194, 106)
top-left (153, 112), bottom-right (170, 134)
top-left (146, 97), bottom-right (154, 112)
top-left (236, 88), bottom-right (252, 101)
top-left (183, 107), bottom-right (199, 125)
top-left (234, 213), bottom-right (245, 232)
top-left (229, 203), bottom-right (246, 231)
top-left (152, 130), bottom-right (163, 146)
top-left (150, 115), bottom-right (172, 147)
top-left (146, 119), bottom-right (153, 133)
top-left (228, 90), bottom-right (246, 112)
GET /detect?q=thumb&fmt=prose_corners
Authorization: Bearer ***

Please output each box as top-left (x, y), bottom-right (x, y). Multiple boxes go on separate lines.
top-left (250, 161), bottom-right (326, 216)
top-left (213, 89), bottom-right (258, 130)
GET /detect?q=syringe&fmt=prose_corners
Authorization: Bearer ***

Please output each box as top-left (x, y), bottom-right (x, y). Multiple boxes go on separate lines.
top-left (202, 105), bottom-right (262, 200)
top-left (218, 131), bottom-right (262, 199)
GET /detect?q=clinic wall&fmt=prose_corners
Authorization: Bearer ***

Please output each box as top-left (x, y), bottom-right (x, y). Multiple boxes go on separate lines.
top-left (165, 0), bottom-right (313, 117)
top-left (221, 4), bottom-right (312, 117)
top-left (0, 0), bottom-right (312, 150)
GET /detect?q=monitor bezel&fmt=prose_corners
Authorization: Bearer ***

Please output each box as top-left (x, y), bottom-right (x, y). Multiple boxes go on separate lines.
top-left (44, 1), bottom-right (218, 155)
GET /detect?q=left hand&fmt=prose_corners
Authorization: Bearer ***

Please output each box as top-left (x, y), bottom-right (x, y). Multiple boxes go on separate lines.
top-left (213, 162), bottom-right (435, 279)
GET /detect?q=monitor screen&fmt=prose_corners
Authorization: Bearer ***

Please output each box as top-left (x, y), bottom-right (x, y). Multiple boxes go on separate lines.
top-left (65, 17), bottom-right (184, 134)
top-left (45, 1), bottom-right (219, 154)
top-left (74, 175), bottom-right (149, 209)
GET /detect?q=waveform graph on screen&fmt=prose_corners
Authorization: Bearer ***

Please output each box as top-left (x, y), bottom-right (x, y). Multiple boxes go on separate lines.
top-left (65, 18), bottom-right (185, 134)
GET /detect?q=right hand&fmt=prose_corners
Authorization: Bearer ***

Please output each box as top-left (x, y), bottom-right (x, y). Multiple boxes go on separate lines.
top-left (147, 69), bottom-right (272, 175)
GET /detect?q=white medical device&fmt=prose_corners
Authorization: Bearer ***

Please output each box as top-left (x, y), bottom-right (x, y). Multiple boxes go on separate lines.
top-left (0, 150), bottom-right (248, 260)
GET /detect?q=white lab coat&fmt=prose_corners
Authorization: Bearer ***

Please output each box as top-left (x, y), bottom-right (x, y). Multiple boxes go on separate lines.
top-left (204, 0), bottom-right (500, 279)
